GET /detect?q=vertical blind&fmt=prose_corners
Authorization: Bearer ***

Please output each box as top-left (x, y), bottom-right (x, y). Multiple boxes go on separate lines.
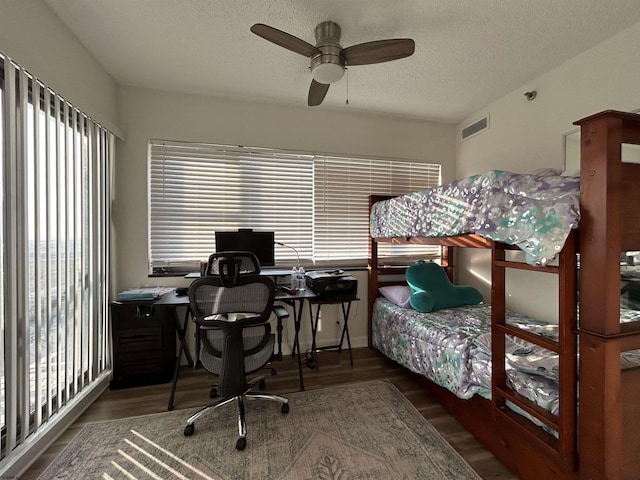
top-left (0, 53), bottom-right (112, 468)
top-left (148, 141), bottom-right (441, 272)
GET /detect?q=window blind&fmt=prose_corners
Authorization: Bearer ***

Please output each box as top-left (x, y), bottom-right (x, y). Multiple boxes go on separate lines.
top-left (148, 140), bottom-right (442, 272)
top-left (148, 140), bottom-right (314, 273)
top-left (314, 155), bottom-right (441, 264)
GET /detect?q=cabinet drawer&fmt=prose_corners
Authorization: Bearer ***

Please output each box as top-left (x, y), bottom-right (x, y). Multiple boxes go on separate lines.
top-left (115, 328), bottom-right (162, 351)
top-left (115, 350), bottom-right (164, 373)
top-left (112, 303), bottom-right (163, 330)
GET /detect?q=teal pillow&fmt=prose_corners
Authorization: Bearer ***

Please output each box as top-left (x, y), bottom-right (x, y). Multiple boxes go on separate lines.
top-left (406, 261), bottom-right (483, 313)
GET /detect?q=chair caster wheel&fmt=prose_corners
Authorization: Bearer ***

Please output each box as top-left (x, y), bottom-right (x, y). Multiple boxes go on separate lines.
top-left (209, 388), bottom-right (218, 398)
top-left (259, 379), bottom-right (266, 390)
top-left (270, 368), bottom-right (277, 375)
top-left (236, 437), bottom-right (246, 450)
top-left (184, 423), bottom-right (195, 436)
top-left (281, 403), bottom-right (289, 414)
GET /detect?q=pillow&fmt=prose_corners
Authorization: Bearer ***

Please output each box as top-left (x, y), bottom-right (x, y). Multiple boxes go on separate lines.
top-left (378, 285), bottom-right (412, 308)
top-left (406, 261), bottom-right (483, 313)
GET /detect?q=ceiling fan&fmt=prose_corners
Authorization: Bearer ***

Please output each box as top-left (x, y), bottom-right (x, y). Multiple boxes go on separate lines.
top-left (250, 21), bottom-right (415, 107)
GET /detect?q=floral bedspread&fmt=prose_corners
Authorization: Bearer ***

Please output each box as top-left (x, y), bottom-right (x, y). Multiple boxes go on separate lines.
top-left (372, 298), bottom-right (640, 423)
top-left (370, 170), bottom-right (580, 266)
top-left (371, 298), bottom-right (560, 415)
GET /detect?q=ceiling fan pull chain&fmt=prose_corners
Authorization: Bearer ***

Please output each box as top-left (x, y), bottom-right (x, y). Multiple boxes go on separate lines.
top-left (346, 67), bottom-right (349, 105)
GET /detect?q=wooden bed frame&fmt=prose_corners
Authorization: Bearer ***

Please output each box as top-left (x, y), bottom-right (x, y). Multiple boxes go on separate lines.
top-left (367, 110), bottom-right (640, 479)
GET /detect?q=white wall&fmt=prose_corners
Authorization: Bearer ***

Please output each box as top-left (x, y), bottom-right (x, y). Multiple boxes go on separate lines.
top-left (114, 86), bottom-right (456, 351)
top-left (455, 21), bottom-right (640, 322)
top-left (0, 2), bottom-right (120, 476)
top-left (0, 0), bottom-right (120, 136)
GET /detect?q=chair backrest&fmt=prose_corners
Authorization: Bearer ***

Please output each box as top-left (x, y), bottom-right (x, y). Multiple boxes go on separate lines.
top-left (190, 253), bottom-right (275, 395)
top-left (191, 251), bottom-right (274, 328)
top-left (189, 274), bottom-right (275, 327)
top-left (206, 251), bottom-right (260, 287)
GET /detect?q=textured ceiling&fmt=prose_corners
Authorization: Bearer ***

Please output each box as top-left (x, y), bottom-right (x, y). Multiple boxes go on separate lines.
top-left (45, 0), bottom-right (640, 124)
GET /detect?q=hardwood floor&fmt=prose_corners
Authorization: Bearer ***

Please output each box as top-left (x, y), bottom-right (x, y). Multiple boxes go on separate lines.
top-left (21, 347), bottom-right (518, 479)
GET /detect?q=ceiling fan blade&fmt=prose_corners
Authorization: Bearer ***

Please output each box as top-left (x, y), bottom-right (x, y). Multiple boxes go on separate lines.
top-left (343, 39), bottom-right (415, 66)
top-left (308, 80), bottom-right (330, 106)
top-left (251, 23), bottom-right (320, 58)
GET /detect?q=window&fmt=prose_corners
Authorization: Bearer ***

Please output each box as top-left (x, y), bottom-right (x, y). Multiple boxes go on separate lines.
top-left (148, 140), bottom-right (440, 274)
top-left (148, 141), bottom-right (314, 273)
top-left (0, 53), bottom-right (112, 464)
top-left (314, 155), bottom-right (441, 263)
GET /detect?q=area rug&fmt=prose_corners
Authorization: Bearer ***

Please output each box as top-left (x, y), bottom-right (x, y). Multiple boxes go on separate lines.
top-left (38, 380), bottom-right (481, 479)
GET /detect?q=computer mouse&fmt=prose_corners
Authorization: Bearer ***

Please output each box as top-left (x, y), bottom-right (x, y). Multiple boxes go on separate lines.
top-left (176, 287), bottom-right (188, 296)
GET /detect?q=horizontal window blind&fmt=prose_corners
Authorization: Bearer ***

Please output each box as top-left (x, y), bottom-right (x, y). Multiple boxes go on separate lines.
top-left (314, 156), bottom-right (441, 264)
top-left (148, 140), bottom-right (442, 272)
top-left (148, 141), bottom-right (314, 273)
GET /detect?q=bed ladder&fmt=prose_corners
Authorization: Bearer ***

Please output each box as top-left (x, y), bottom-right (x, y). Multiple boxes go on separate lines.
top-left (490, 231), bottom-right (578, 473)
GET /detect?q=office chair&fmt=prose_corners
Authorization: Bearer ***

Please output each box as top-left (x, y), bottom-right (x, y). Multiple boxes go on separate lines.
top-left (202, 251), bottom-right (286, 397)
top-left (184, 252), bottom-right (289, 450)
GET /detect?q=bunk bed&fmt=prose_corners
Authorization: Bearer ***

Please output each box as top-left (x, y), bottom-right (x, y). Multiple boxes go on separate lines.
top-left (367, 110), bottom-right (640, 480)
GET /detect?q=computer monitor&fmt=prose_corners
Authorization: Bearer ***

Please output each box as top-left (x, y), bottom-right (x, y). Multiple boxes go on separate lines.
top-left (214, 230), bottom-right (275, 267)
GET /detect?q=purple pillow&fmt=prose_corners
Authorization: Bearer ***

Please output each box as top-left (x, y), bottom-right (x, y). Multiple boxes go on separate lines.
top-left (378, 285), bottom-right (412, 309)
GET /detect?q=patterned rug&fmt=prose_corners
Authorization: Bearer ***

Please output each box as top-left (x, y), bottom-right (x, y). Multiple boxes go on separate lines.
top-left (38, 380), bottom-right (481, 479)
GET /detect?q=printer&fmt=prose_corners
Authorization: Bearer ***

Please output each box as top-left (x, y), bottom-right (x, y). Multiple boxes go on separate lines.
top-left (305, 270), bottom-right (358, 301)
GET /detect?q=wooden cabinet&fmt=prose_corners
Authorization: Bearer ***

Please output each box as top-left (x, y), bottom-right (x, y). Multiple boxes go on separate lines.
top-left (110, 302), bottom-right (176, 389)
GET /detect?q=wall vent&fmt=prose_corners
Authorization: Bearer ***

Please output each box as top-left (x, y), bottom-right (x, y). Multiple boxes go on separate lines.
top-left (461, 115), bottom-right (489, 140)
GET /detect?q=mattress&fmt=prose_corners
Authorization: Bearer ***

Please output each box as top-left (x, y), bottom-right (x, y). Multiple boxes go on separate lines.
top-left (369, 170), bottom-right (580, 266)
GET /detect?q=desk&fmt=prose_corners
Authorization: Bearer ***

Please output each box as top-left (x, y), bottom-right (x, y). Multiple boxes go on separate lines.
top-left (185, 268), bottom-right (293, 279)
top-left (154, 288), bottom-right (353, 410)
top-left (155, 288), bottom-right (313, 409)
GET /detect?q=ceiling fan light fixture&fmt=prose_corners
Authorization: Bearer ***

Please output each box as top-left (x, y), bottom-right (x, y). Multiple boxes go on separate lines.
top-left (310, 45), bottom-right (345, 84)
top-left (251, 20), bottom-right (415, 106)
top-left (311, 61), bottom-right (345, 84)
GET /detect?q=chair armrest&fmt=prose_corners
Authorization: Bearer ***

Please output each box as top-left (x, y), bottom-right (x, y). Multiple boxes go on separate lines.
top-left (272, 305), bottom-right (289, 320)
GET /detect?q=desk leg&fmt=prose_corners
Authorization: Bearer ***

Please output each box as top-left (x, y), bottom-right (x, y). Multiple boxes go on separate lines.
top-left (339, 301), bottom-right (354, 366)
top-left (291, 316), bottom-right (299, 358)
top-left (284, 299), bottom-right (305, 391)
top-left (194, 325), bottom-right (201, 369)
top-left (309, 303), bottom-right (321, 370)
top-left (295, 300), bottom-right (305, 391)
top-left (275, 316), bottom-right (284, 361)
top-left (168, 306), bottom-right (194, 411)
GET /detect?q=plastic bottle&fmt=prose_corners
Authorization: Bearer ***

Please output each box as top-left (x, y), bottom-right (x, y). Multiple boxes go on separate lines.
top-left (297, 266), bottom-right (306, 290)
top-left (291, 267), bottom-right (299, 291)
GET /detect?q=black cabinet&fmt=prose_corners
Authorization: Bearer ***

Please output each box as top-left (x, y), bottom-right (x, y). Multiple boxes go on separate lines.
top-left (110, 302), bottom-right (176, 389)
